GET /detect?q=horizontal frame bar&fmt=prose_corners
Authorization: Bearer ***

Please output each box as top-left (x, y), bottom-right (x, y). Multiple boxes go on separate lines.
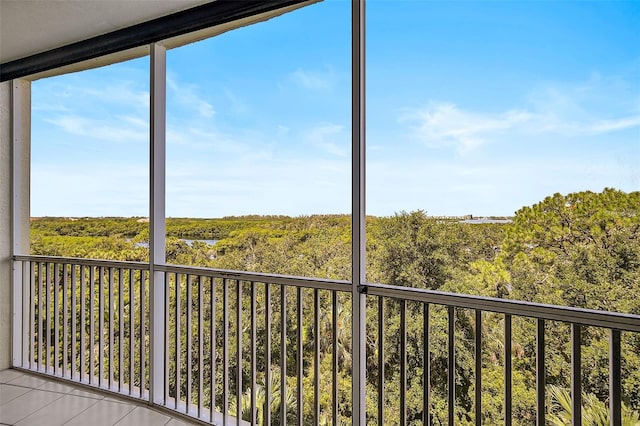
top-left (365, 283), bottom-right (640, 332)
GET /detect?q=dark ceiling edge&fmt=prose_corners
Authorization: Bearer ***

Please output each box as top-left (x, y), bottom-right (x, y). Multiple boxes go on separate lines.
top-left (0, 0), bottom-right (307, 82)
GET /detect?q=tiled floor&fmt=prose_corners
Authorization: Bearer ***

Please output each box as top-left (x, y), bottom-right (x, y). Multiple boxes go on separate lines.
top-left (0, 369), bottom-right (199, 426)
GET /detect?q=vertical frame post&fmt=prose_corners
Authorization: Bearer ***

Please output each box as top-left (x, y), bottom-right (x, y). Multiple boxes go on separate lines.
top-left (351, 0), bottom-right (366, 424)
top-left (149, 42), bottom-right (167, 405)
top-left (11, 79), bottom-right (31, 368)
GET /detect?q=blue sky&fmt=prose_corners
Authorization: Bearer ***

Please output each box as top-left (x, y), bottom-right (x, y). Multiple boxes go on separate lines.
top-left (31, 0), bottom-right (639, 217)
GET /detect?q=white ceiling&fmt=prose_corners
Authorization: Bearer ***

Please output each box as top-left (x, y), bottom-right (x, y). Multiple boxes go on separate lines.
top-left (0, 0), bottom-right (212, 63)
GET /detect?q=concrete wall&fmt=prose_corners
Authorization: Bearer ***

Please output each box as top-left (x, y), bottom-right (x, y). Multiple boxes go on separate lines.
top-left (0, 81), bottom-right (11, 369)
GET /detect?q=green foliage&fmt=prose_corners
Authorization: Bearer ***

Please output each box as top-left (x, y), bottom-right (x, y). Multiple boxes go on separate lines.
top-left (548, 385), bottom-right (640, 426)
top-left (30, 189), bottom-right (640, 423)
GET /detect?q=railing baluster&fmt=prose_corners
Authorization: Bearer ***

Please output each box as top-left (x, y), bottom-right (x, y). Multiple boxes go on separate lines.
top-left (378, 297), bottom-right (385, 425)
top-left (505, 314), bottom-right (512, 426)
top-left (54, 262), bottom-right (59, 376)
top-left (71, 264), bottom-right (76, 379)
top-left (237, 280), bottom-right (243, 423)
top-left (223, 278), bottom-right (229, 426)
top-left (176, 273), bottom-right (181, 410)
top-left (63, 263), bottom-right (68, 377)
top-left (45, 263), bottom-right (51, 372)
top-left (109, 267), bottom-right (114, 389)
top-left (236, 280), bottom-right (243, 423)
top-left (251, 281), bottom-right (257, 425)
top-left (99, 266), bottom-right (105, 387)
top-left (36, 263), bottom-right (44, 371)
top-left (536, 319), bottom-right (545, 426)
top-left (80, 265), bottom-right (86, 382)
top-left (38, 263), bottom-right (43, 370)
top-left (314, 288), bottom-right (320, 425)
top-left (198, 276), bottom-right (204, 419)
top-left (475, 310), bottom-right (482, 426)
top-left (164, 272), bottom-right (170, 403)
top-left (609, 329), bottom-right (621, 426)
top-left (572, 324), bottom-right (582, 426)
top-left (29, 262), bottom-right (35, 370)
top-left (448, 306), bottom-right (455, 426)
top-left (281, 284), bottom-right (287, 426)
top-left (187, 275), bottom-right (193, 413)
top-left (140, 269), bottom-right (146, 395)
top-left (400, 299), bottom-right (407, 426)
top-left (210, 277), bottom-right (217, 423)
top-left (119, 268), bottom-right (124, 392)
top-left (90, 266), bottom-right (95, 384)
top-left (297, 286), bottom-right (303, 426)
top-left (423, 303), bottom-right (430, 426)
top-left (131, 269), bottom-right (136, 396)
top-left (332, 290), bottom-right (338, 426)
top-left (22, 261), bottom-right (29, 367)
top-left (265, 282), bottom-right (272, 426)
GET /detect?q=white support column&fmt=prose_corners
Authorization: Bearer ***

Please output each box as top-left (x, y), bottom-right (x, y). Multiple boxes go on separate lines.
top-left (11, 79), bottom-right (31, 368)
top-left (149, 43), bottom-right (167, 405)
top-left (351, 0), bottom-right (366, 424)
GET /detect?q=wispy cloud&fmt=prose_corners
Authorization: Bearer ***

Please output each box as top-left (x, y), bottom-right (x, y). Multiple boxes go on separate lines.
top-left (400, 103), bottom-right (533, 154)
top-left (167, 75), bottom-right (215, 118)
top-left (401, 75), bottom-right (640, 155)
top-left (290, 66), bottom-right (335, 90)
top-left (44, 114), bottom-right (148, 143)
top-left (305, 123), bottom-right (349, 157)
top-left (588, 116), bottom-right (640, 133)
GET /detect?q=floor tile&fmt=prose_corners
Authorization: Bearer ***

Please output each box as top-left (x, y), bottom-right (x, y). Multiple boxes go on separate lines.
top-left (6, 375), bottom-right (48, 389)
top-left (37, 381), bottom-right (75, 394)
top-left (64, 399), bottom-right (135, 426)
top-left (166, 418), bottom-right (195, 426)
top-left (0, 384), bottom-right (30, 405)
top-left (69, 388), bottom-right (105, 400)
top-left (114, 406), bottom-right (171, 426)
top-left (0, 370), bottom-right (201, 425)
top-left (0, 369), bottom-right (24, 384)
top-left (15, 394), bottom-right (99, 426)
top-left (0, 390), bottom-right (63, 425)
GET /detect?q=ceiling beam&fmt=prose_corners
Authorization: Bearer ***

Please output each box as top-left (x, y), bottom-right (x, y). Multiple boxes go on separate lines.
top-left (0, 0), bottom-right (311, 82)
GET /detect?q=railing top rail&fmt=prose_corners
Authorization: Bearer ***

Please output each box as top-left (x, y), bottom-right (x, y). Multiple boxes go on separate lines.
top-left (365, 282), bottom-right (640, 332)
top-left (13, 254), bottom-right (149, 270)
top-left (157, 263), bottom-right (352, 292)
top-left (13, 254), bottom-right (640, 332)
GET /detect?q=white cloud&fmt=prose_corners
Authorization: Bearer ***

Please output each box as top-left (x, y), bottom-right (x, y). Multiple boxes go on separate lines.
top-left (78, 83), bottom-right (149, 110)
top-left (589, 116), bottom-right (640, 133)
top-left (167, 75), bottom-right (215, 118)
top-left (305, 123), bottom-right (349, 157)
top-left (290, 67), bottom-right (335, 90)
top-left (400, 102), bottom-right (533, 154)
top-left (401, 76), bottom-right (640, 155)
top-left (44, 114), bottom-right (147, 143)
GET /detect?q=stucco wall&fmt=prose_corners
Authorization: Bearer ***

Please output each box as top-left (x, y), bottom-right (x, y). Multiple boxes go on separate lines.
top-left (0, 80), bottom-right (30, 370)
top-left (0, 81), bottom-right (11, 369)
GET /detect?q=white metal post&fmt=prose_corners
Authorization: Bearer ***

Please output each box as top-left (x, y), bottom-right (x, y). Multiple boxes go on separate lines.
top-left (11, 79), bottom-right (31, 368)
top-left (351, 0), bottom-right (366, 424)
top-left (149, 43), bottom-right (167, 405)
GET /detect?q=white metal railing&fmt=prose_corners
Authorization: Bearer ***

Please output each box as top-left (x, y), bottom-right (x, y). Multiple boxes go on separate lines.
top-left (12, 255), bottom-right (149, 398)
top-left (12, 255), bottom-right (640, 425)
